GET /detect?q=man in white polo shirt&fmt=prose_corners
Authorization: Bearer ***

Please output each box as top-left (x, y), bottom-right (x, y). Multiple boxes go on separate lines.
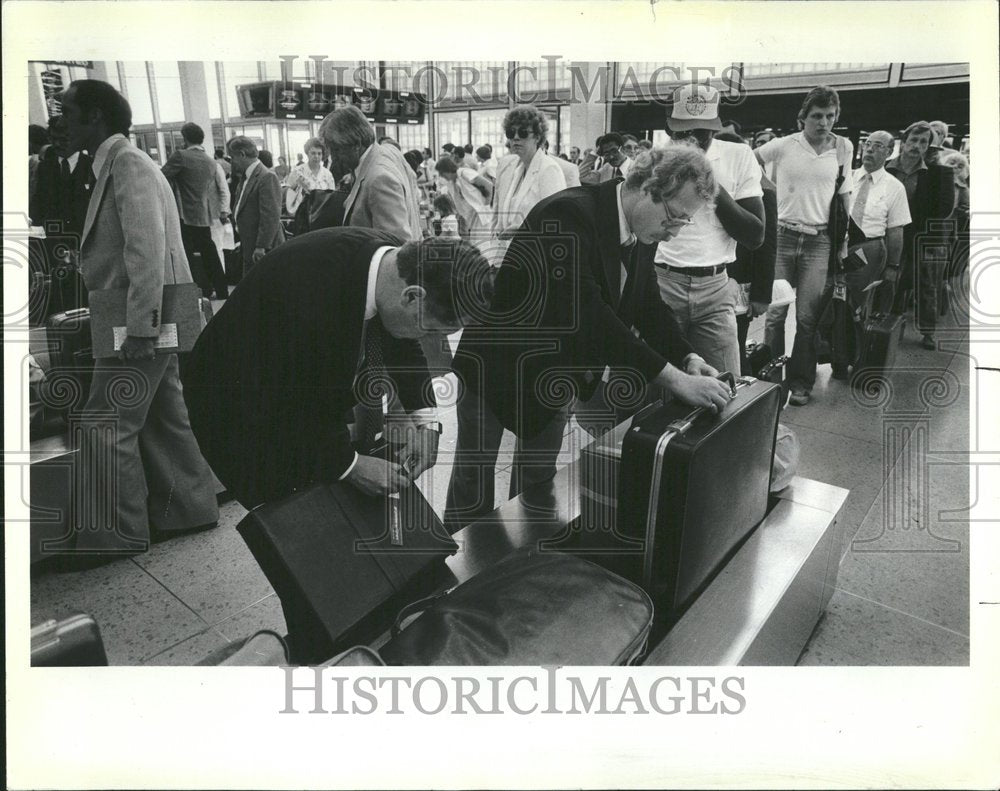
top-left (655, 84), bottom-right (765, 377)
top-left (755, 85), bottom-right (853, 405)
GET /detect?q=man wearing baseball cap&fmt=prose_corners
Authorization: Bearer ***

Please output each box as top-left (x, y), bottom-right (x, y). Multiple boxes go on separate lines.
top-left (654, 83), bottom-right (766, 377)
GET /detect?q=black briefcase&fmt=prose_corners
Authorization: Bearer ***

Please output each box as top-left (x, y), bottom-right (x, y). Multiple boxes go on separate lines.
top-left (568, 374), bottom-right (781, 626)
top-left (44, 308), bottom-right (94, 413)
top-left (854, 312), bottom-right (906, 379)
top-left (31, 614), bottom-right (108, 667)
top-left (237, 456), bottom-right (457, 664)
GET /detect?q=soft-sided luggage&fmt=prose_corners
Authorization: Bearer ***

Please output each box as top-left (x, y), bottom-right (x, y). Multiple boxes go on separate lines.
top-left (31, 613), bottom-right (108, 666)
top-left (379, 547), bottom-right (654, 666)
top-left (236, 451), bottom-right (458, 664)
top-left (572, 374), bottom-right (782, 625)
top-left (853, 312), bottom-right (906, 380)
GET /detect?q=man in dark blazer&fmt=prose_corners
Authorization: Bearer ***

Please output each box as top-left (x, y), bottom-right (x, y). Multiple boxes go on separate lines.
top-left (162, 122), bottom-right (230, 299)
top-left (445, 145), bottom-right (734, 531)
top-left (28, 113), bottom-right (94, 316)
top-left (182, 228), bottom-right (493, 509)
top-left (227, 135), bottom-right (284, 274)
top-left (887, 120), bottom-right (955, 349)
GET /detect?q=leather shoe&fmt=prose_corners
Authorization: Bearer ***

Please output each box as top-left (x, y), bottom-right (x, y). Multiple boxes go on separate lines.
top-left (921, 334), bottom-right (936, 350)
top-left (831, 364), bottom-right (849, 380)
top-left (788, 389), bottom-right (811, 406)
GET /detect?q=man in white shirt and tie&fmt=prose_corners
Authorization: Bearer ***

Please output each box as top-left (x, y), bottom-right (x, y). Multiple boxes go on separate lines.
top-left (848, 130), bottom-right (911, 290)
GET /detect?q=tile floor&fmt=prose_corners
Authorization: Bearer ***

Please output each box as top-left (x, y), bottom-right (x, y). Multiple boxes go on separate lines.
top-left (30, 288), bottom-right (976, 666)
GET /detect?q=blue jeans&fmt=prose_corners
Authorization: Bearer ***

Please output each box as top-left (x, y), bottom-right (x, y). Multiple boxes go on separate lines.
top-left (764, 227), bottom-right (831, 392)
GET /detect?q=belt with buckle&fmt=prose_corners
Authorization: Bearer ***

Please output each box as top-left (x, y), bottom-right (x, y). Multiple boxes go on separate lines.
top-left (655, 263), bottom-right (728, 277)
top-left (778, 221), bottom-right (827, 236)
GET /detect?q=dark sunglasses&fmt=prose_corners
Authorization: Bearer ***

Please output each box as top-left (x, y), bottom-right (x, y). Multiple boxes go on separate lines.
top-left (505, 128), bottom-right (533, 140)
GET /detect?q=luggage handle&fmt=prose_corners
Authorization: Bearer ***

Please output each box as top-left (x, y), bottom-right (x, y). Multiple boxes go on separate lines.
top-left (391, 586), bottom-right (456, 638)
top-left (666, 371), bottom-right (739, 435)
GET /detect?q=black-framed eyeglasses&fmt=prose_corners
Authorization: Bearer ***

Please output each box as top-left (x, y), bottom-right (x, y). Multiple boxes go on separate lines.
top-left (863, 140), bottom-right (890, 151)
top-left (663, 200), bottom-right (695, 226)
top-left (505, 128), bottom-right (533, 140)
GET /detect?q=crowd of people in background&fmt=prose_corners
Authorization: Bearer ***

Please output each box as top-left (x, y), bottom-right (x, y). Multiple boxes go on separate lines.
top-left (25, 77), bottom-right (972, 568)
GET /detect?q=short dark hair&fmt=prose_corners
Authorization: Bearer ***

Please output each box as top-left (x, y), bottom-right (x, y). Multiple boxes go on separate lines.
top-left (394, 237), bottom-right (494, 325)
top-left (722, 119), bottom-right (743, 135)
top-left (65, 79), bottom-right (133, 136)
top-left (476, 145), bottom-right (491, 160)
top-left (442, 143), bottom-right (455, 153)
top-left (29, 124), bottom-right (49, 152)
top-left (435, 156), bottom-right (458, 175)
top-left (798, 85), bottom-right (841, 125)
top-left (226, 135), bottom-right (258, 158)
top-left (714, 132), bottom-right (745, 144)
top-left (432, 194), bottom-right (456, 215)
top-left (622, 133), bottom-right (639, 144)
top-left (596, 132), bottom-right (624, 150)
top-left (464, 143), bottom-right (473, 154)
top-left (181, 122), bottom-right (205, 145)
top-left (403, 149), bottom-right (423, 174)
top-left (258, 149), bottom-right (274, 168)
top-left (901, 120), bottom-right (934, 143)
top-left (214, 147), bottom-right (226, 159)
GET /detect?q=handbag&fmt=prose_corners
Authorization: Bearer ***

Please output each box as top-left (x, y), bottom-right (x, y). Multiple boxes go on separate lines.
top-left (826, 135), bottom-right (852, 267)
top-left (379, 547), bottom-right (654, 666)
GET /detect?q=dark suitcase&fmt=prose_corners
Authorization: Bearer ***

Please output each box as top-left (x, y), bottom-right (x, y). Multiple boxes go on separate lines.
top-left (236, 453), bottom-right (458, 664)
top-left (853, 312), bottom-right (906, 379)
top-left (745, 341), bottom-right (787, 385)
top-left (31, 614), bottom-right (108, 666)
top-left (568, 374), bottom-right (782, 627)
top-left (44, 308), bottom-right (94, 413)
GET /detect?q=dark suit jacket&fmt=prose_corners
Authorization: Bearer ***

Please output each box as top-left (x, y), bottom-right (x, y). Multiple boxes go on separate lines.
top-left (29, 148), bottom-right (94, 235)
top-left (233, 162), bottom-right (284, 269)
top-left (454, 180), bottom-right (694, 440)
top-left (182, 227), bottom-right (435, 508)
top-left (161, 146), bottom-right (217, 227)
top-left (728, 185), bottom-right (777, 304)
top-left (892, 162), bottom-right (955, 262)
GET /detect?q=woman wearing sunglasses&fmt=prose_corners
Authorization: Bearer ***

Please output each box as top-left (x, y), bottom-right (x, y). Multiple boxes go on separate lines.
top-left (491, 105), bottom-right (567, 248)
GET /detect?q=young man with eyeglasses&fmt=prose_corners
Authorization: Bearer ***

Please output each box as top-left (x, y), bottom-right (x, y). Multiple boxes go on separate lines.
top-left (445, 145), bottom-right (733, 532)
top-left (655, 84), bottom-right (765, 378)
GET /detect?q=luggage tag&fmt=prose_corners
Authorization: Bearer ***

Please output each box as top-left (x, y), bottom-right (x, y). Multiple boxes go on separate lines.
top-left (387, 458), bottom-right (415, 547)
top-left (833, 282), bottom-right (847, 301)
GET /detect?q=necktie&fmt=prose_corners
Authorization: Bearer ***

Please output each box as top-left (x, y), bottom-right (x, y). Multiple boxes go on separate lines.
top-left (358, 317), bottom-right (387, 450)
top-left (852, 173), bottom-right (871, 229)
top-left (613, 165), bottom-right (623, 180)
top-left (60, 157), bottom-right (72, 182)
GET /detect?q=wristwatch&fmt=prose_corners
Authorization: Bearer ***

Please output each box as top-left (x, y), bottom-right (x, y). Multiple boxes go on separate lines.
top-left (417, 421), bottom-right (443, 434)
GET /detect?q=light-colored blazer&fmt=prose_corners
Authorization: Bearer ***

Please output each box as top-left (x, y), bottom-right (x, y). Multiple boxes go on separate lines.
top-left (161, 145), bottom-right (217, 227)
top-left (492, 148), bottom-right (567, 237)
top-left (343, 142), bottom-right (423, 242)
top-left (552, 153), bottom-right (581, 188)
top-left (80, 136), bottom-right (192, 339)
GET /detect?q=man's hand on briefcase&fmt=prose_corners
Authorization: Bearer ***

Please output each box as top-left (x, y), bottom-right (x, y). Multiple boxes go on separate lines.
top-left (397, 428), bottom-right (440, 480)
top-left (119, 336), bottom-right (156, 362)
top-left (347, 455), bottom-right (411, 497)
top-left (684, 356), bottom-right (719, 378)
top-left (659, 365), bottom-right (732, 414)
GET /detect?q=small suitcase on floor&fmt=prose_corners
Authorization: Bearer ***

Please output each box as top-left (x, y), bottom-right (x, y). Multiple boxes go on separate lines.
top-left (44, 308), bottom-right (94, 413)
top-left (853, 312), bottom-right (906, 378)
top-left (567, 374), bottom-right (782, 627)
top-left (237, 448), bottom-right (458, 664)
top-left (31, 614), bottom-right (108, 666)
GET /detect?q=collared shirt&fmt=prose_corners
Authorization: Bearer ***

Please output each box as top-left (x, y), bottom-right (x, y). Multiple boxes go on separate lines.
top-left (756, 132), bottom-right (853, 226)
top-left (885, 155), bottom-right (927, 205)
top-left (355, 144), bottom-right (375, 177)
top-left (655, 139), bottom-right (763, 267)
top-left (91, 133), bottom-right (127, 179)
top-left (233, 158), bottom-right (262, 220)
top-left (340, 245), bottom-right (435, 480)
top-left (850, 166), bottom-right (911, 238)
top-left (61, 151), bottom-right (81, 174)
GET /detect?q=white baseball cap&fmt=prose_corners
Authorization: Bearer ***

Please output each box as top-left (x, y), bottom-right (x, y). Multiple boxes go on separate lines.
top-left (667, 84), bottom-right (723, 132)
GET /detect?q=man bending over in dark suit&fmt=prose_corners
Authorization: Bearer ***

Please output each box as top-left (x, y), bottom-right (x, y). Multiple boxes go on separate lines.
top-left (182, 228), bottom-right (493, 509)
top-left (445, 144), bottom-right (734, 531)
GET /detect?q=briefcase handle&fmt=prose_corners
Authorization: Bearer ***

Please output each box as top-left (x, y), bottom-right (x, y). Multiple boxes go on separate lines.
top-left (666, 372), bottom-right (739, 435)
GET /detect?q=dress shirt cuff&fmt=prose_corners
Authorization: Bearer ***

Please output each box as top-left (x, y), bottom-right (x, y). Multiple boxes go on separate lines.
top-left (338, 452), bottom-right (359, 481)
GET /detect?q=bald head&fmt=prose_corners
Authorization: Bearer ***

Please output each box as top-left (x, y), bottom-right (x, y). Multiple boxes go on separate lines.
top-left (861, 130), bottom-right (894, 172)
